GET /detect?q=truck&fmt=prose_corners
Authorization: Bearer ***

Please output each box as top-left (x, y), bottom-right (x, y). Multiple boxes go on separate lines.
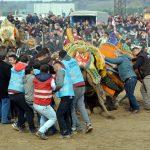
top-left (69, 11), bottom-right (109, 25)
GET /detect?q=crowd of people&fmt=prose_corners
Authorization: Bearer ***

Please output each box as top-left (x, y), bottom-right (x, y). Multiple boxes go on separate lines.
top-left (5, 13), bottom-right (150, 55)
top-left (0, 12), bottom-right (150, 140)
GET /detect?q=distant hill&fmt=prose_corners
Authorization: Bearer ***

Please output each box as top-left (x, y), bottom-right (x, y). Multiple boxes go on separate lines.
top-left (75, 0), bottom-right (144, 14)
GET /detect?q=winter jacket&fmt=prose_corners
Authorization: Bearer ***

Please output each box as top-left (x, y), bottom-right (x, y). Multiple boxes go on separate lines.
top-left (105, 55), bottom-right (136, 82)
top-left (133, 51), bottom-right (150, 78)
top-left (0, 61), bottom-right (11, 98)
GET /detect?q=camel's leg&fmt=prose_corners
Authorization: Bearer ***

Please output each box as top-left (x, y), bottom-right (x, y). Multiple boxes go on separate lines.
top-left (86, 73), bottom-right (115, 119)
top-left (115, 94), bottom-right (127, 107)
top-left (94, 84), bottom-right (115, 119)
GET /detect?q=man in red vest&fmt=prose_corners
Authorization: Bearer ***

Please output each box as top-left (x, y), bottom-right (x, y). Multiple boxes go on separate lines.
top-left (33, 64), bottom-right (56, 140)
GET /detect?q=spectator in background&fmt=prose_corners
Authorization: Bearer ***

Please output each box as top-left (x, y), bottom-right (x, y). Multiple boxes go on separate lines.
top-left (33, 13), bottom-right (39, 24)
top-left (15, 18), bottom-right (21, 29)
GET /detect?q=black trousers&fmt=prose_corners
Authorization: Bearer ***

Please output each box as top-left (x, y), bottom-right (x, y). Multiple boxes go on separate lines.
top-left (56, 96), bottom-right (73, 135)
top-left (10, 100), bottom-right (18, 119)
top-left (9, 93), bottom-right (35, 130)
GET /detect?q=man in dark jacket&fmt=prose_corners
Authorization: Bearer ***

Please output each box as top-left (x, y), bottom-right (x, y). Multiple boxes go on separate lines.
top-left (132, 47), bottom-right (150, 110)
top-left (0, 50), bottom-right (11, 124)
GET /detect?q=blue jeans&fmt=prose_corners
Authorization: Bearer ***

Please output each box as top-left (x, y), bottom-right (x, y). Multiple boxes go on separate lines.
top-left (0, 98), bottom-right (10, 124)
top-left (33, 104), bottom-right (56, 134)
top-left (124, 77), bottom-right (140, 110)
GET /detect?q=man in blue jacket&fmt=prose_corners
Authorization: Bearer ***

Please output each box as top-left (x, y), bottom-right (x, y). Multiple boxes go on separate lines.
top-left (59, 50), bottom-right (92, 133)
top-left (105, 51), bottom-right (140, 113)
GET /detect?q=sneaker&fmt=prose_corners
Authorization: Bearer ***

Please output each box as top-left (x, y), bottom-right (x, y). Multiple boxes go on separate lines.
top-left (46, 128), bottom-right (58, 136)
top-left (29, 128), bottom-right (37, 134)
top-left (77, 126), bottom-right (84, 133)
top-left (36, 131), bottom-right (48, 140)
top-left (12, 123), bottom-right (21, 131)
top-left (71, 127), bottom-right (78, 135)
top-left (13, 123), bottom-right (26, 132)
top-left (85, 123), bottom-right (93, 133)
top-left (144, 106), bottom-right (150, 110)
top-left (132, 109), bottom-right (140, 114)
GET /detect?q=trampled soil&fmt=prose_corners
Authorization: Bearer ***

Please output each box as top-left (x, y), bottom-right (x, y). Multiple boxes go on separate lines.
top-left (0, 83), bottom-right (150, 150)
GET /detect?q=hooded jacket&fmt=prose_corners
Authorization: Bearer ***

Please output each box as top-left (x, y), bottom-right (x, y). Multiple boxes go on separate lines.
top-left (8, 62), bottom-right (27, 93)
top-left (33, 73), bottom-right (55, 106)
top-left (105, 55), bottom-right (136, 82)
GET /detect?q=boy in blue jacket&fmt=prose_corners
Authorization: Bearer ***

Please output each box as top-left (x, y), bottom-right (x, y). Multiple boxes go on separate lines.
top-left (8, 55), bottom-right (36, 132)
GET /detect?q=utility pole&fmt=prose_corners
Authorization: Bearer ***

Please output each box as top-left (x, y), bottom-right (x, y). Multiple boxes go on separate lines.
top-left (114, 0), bottom-right (126, 17)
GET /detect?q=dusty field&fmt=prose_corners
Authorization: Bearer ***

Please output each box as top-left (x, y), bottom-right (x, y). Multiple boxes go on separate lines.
top-left (0, 83), bottom-right (150, 150)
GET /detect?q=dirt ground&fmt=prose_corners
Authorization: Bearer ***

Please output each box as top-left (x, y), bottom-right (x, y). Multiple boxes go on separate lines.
top-left (1, 83), bottom-right (150, 150)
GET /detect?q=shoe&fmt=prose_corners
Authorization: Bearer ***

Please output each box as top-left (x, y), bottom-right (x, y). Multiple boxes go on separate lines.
top-left (12, 123), bottom-right (20, 131)
top-left (132, 110), bottom-right (140, 114)
top-left (77, 126), bottom-right (84, 133)
top-left (144, 107), bottom-right (150, 110)
top-left (128, 107), bottom-right (134, 112)
top-left (85, 123), bottom-right (93, 133)
top-left (61, 135), bottom-right (71, 139)
top-left (29, 128), bottom-right (37, 134)
top-left (36, 131), bottom-right (48, 140)
top-left (125, 107), bottom-right (133, 112)
top-left (71, 127), bottom-right (78, 135)
top-left (46, 128), bottom-right (58, 136)
top-left (12, 122), bottom-right (26, 132)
